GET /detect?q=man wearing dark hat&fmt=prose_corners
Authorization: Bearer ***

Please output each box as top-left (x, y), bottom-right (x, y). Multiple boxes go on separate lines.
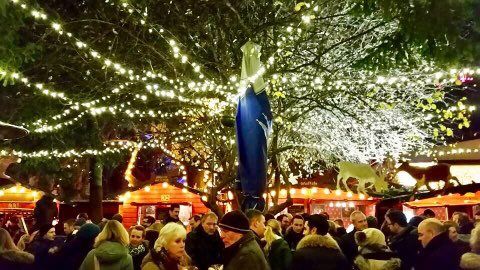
top-left (291, 214), bottom-right (349, 270)
top-left (219, 210), bottom-right (269, 270)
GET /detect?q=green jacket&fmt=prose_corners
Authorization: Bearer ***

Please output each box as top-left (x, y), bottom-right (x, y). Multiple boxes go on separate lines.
top-left (267, 238), bottom-right (292, 270)
top-left (80, 241), bottom-right (133, 270)
top-left (223, 232), bottom-right (270, 270)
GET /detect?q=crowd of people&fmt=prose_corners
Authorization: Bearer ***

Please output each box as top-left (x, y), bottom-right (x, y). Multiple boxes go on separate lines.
top-left (1, 203), bottom-right (480, 270)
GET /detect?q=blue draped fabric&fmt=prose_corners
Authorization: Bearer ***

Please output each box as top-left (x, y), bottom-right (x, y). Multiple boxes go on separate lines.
top-left (235, 86), bottom-right (272, 211)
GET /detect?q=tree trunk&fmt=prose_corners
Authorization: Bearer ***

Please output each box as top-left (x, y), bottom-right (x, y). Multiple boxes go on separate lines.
top-left (89, 157), bottom-right (103, 223)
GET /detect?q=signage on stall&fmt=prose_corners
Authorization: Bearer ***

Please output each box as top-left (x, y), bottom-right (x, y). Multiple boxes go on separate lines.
top-left (160, 194), bottom-right (171, 202)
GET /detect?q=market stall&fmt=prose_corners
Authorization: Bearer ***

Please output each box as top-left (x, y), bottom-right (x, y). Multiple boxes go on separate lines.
top-left (118, 181), bottom-right (209, 227)
top-left (269, 187), bottom-right (378, 226)
top-left (403, 191), bottom-right (480, 220)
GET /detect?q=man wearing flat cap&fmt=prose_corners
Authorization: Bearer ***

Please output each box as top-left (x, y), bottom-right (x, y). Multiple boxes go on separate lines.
top-left (291, 214), bottom-right (349, 270)
top-left (218, 210), bottom-right (270, 270)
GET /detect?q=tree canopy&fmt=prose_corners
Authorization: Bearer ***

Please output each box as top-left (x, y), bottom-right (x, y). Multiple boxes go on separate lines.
top-left (0, 0), bottom-right (479, 201)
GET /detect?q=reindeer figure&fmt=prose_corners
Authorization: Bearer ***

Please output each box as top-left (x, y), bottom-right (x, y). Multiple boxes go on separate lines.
top-left (336, 161), bottom-right (388, 194)
top-left (0, 155), bottom-right (20, 180)
top-left (396, 162), bottom-right (462, 192)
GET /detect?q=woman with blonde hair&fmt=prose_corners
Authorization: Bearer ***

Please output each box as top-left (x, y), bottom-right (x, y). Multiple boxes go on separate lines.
top-left (264, 219), bottom-right (292, 270)
top-left (460, 223), bottom-right (480, 269)
top-left (0, 228), bottom-right (34, 269)
top-left (141, 222), bottom-right (193, 270)
top-left (80, 220), bottom-right (133, 270)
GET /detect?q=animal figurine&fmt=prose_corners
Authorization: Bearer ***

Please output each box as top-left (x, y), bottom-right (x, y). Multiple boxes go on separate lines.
top-left (396, 162), bottom-right (461, 192)
top-left (336, 161), bottom-right (388, 194)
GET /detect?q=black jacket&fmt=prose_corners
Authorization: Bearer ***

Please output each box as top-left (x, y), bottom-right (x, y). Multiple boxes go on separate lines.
top-left (388, 226), bottom-right (421, 270)
top-left (163, 215), bottom-right (180, 224)
top-left (339, 229), bottom-right (358, 265)
top-left (26, 238), bottom-right (56, 270)
top-left (0, 250), bottom-right (34, 270)
top-left (52, 235), bottom-right (96, 270)
top-left (284, 229), bottom-right (303, 251)
top-left (185, 224), bottom-right (224, 270)
top-left (291, 234), bottom-right (349, 270)
top-left (414, 232), bottom-right (460, 270)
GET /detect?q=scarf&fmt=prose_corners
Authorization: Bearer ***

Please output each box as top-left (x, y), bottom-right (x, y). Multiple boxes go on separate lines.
top-left (128, 243), bottom-right (146, 256)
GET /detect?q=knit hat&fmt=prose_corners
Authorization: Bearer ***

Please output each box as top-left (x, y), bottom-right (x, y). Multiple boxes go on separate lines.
top-left (355, 228), bottom-right (386, 247)
top-left (76, 223), bottom-right (100, 240)
top-left (219, 210), bottom-right (250, 234)
top-left (306, 214), bottom-right (329, 235)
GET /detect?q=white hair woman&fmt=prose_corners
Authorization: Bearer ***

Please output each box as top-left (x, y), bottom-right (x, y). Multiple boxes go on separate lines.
top-left (460, 223), bottom-right (480, 269)
top-left (141, 222), bottom-right (193, 270)
top-left (79, 220), bottom-right (133, 270)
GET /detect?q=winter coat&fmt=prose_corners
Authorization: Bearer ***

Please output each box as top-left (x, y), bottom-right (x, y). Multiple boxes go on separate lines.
top-left (414, 232), bottom-right (460, 270)
top-left (339, 228), bottom-right (358, 265)
top-left (33, 195), bottom-right (58, 229)
top-left (0, 249), bottom-right (34, 270)
top-left (52, 235), bottom-right (96, 269)
top-left (185, 224), bottom-right (224, 270)
top-left (223, 231), bottom-right (270, 270)
top-left (291, 234), bottom-right (349, 270)
top-left (129, 242), bottom-right (149, 270)
top-left (388, 226), bottom-right (421, 270)
top-left (454, 239), bottom-right (471, 257)
top-left (80, 241), bottom-right (133, 270)
top-left (460, 252), bottom-right (480, 270)
top-left (25, 237), bottom-right (56, 270)
top-left (266, 238), bottom-right (291, 270)
top-left (141, 248), bottom-right (192, 270)
top-left (353, 244), bottom-right (401, 270)
top-left (284, 229), bottom-right (303, 251)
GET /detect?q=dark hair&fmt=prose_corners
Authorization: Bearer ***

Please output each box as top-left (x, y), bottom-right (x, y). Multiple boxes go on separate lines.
top-left (143, 216), bottom-right (156, 225)
top-left (74, 218), bottom-right (87, 227)
top-left (64, 218), bottom-right (76, 227)
top-left (169, 203), bottom-right (180, 211)
top-left (301, 213), bottom-right (310, 221)
top-left (306, 214), bottom-right (329, 235)
top-left (276, 214), bottom-right (287, 222)
top-left (245, 209), bottom-right (264, 225)
top-left (367, 216), bottom-right (378, 228)
top-left (145, 229), bottom-right (159, 250)
top-left (334, 219), bottom-right (344, 227)
top-left (320, 212), bottom-right (330, 220)
top-left (386, 210), bottom-right (408, 227)
top-left (264, 213), bottom-right (275, 222)
top-left (190, 214), bottom-right (201, 222)
top-left (423, 209), bottom-right (435, 218)
top-left (77, 213), bottom-right (89, 220)
top-left (292, 215), bottom-right (304, 222)
top-left (408, 216), bottom-right (424, 227)
top-left (112, 214), bottom-right (123, 223)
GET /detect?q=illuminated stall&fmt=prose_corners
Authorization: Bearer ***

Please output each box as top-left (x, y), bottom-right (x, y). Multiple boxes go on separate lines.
top-left (403, 191), bottom-right (480, 220)
top-left (267, 186), bottom-right (378, 226)
top-left (118, 181), bottom-right (209, 228)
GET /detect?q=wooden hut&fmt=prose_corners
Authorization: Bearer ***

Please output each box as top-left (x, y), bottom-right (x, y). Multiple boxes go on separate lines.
top-left (404, 191), bottom-right (480, 220)
top-left (118, 182), bottom-right (209, 227)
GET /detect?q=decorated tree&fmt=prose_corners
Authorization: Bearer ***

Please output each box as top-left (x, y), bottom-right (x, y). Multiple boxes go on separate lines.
top-left (0, 0), bottom-right (479, 217)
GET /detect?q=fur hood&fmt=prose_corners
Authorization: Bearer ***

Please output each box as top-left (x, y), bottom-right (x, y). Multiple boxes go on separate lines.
top-left (460, 252), bottom-right (480, 270)
top-left (297, 234), bottom-right (340, 250)
top-left (0, 250), bottom-right (34, 264)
